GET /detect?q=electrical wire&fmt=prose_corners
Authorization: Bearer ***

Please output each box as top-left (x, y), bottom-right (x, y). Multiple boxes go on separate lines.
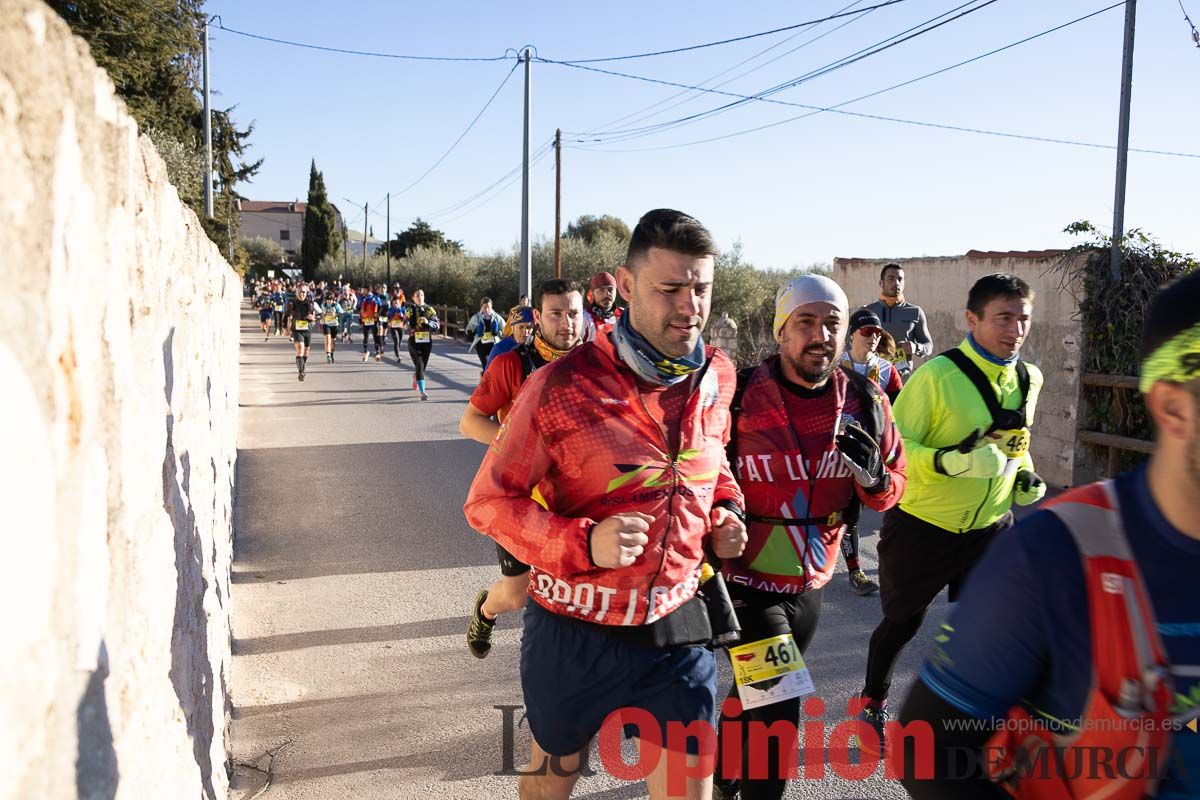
top-left (571, 3), bottom-right (1180, 157)
top-left (1177, 0), bottom-right (1200, 46)
top-left (553, 0), bottom-right (910, 63)
top-left (211, 20), bottom-right (514, 62)
top-left (387, 61), bottom-right (521, 196)
top-left (579, 0), bottom-right (872, 138)
top-left (557, 0), bottom-right (999, 145)
top-left (437, 144), bottom-right (555, 226)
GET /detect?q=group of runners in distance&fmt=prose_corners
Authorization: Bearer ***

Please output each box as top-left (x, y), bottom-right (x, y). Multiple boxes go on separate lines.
top-left (245, 208), bottom-right (1199, 800)
top-left (250, 277), bottom-right (440, 398)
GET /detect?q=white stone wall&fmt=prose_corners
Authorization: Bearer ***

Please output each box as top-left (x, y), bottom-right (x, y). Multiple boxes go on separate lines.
top-left (834, 252), bottom-right (1085, 488)
top-left (0, 2), bottom-right (238, 798)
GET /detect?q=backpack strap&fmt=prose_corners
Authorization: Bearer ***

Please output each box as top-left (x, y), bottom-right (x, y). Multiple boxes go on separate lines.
top-left (939, 348), bottom-right (1028, 433)
top-left (725, 365), bottom-right (758, 467)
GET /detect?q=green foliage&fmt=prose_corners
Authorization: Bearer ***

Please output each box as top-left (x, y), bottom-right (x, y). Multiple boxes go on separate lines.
top-left (51, 0), bottom-right (261, 260)
top-left (565, 214), bottom-right (631, 245)
top-left (241, 236), bottom-right (285, 273)
top-left (380, 219), bottom-right (464, 259)
top-left (300, 161), bottom-right (340, 281)
top-left (1059, 221), bottom-right (1198, 470)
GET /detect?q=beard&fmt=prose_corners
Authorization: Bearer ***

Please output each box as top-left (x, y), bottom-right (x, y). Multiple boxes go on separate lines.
top-left (789, 344), bottom-right (837, 384)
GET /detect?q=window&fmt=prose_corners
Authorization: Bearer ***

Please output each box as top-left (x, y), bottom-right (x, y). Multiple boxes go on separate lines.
top-left (279, 229), bottom-right (290, 241)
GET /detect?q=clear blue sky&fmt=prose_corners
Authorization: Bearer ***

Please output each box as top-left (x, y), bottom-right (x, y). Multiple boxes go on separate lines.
top-left (206, 0), bottom-right (1200, 269)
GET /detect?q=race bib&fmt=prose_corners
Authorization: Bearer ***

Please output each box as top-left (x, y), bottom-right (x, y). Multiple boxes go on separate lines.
top-left (481, 332), bottom-right (495, 344)
top-left (389, 318), bottom-right (404, 328)
top-left (992, 427), bottom-right (1031, 460)
top-left (294, 320), bottom-right (310, 331)
top-left (362, 316), bottom-right (376, 325)
top-left (274, 304), bottom-right (284, 312)
top-left (415, 331), bottom-right (431, 343)
top-left (728, 634), bottom-right (816, 710)
top-left (323, 313), bottom-right (338, 325)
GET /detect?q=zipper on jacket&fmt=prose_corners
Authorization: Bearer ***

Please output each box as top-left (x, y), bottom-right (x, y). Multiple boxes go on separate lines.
top-left (636, 388), bottom-right (680, 626)
top-left (964, 476), bottom-right (993, 532)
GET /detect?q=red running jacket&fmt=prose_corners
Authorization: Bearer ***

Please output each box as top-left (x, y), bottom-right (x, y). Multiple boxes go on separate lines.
top-left (464, 332), bottom-right (743, 627)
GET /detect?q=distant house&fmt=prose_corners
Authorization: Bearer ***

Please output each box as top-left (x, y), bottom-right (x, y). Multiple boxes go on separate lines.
top-left (237, 199), bottom-right (344, 260)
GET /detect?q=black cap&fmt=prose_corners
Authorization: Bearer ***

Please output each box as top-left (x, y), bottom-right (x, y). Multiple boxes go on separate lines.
top-left (848, 308), bottom-right (883, 335)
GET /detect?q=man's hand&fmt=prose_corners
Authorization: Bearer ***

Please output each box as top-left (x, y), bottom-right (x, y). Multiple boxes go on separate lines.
top-left (589, 512), bottom-right (653, 568)
top-left (836, 422), bottom-right (886, 491)
top-left (1014, 470), bottom-right (1046, 506)
top-left (710, 506), bottom-right (747, 559)
top-left (900, 340), bottom-right (915, 359)
top-left (935, 428), bottom-right (1006, 479)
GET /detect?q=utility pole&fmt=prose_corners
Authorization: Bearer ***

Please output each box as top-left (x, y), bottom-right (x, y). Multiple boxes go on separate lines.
top-left (202, 17), bottom-right (213, 218)
top-left (1110, 0), bottom-right (1137, 281)
top-left (362, 202), bottom-right (368, 285)
top-left (519, 49), bottom-right (532, 301)
top-left (554, 128), bottom-right (562, 279)
top-left (386, 193), bottom-right (391, 287)
top-left (342, 222), bottom-right (348, 275)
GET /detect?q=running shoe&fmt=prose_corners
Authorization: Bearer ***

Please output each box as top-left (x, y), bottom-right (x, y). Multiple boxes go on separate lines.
top-left (375, 353), bottom-right (382, 363)
top-left (856, 702), bottom-right (888, 756)
top-left (421, 392), bottom-right (429, 401)
top-left (849, 569), bottom-right (879, 596)
top-left (467, 590), bottom-right (495, 659)
top-left (298, 372), bottom-right (305, 382)
top-left (361, 352), bottom-right (368, 363)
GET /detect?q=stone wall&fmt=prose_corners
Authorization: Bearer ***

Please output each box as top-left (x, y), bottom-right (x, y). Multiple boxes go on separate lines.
top-left (0, 2), bottom-right (238, 798)
top-left (833, 251), bottom-right (1085, 488)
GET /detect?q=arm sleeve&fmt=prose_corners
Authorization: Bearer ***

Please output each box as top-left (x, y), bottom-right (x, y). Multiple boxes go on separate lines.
top-left (891, 365), bottom-right (943, 476)
top-left (912, 307), bottom-right (934, 357)
top-left (886, 365), bottom-right (904, 402)
top-left (857, 393), bottom-right (906, 511)
top-left (468, 354), bottom-right (519, 418)
top-left (464, 369), bottom-right (596, 577)
top-left (426, 309), bottom-right (441, 331)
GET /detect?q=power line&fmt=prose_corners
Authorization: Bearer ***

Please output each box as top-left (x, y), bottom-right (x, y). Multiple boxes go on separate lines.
top-left (211, 20), bottom-right (514, 62)
top-left (554, 0), bottom-right (911, 63)
top-left (412, 139), bottom-right (555, 221)
top-left (573, 2), bottom-right (1151, 154)
top-left (558, 0), bottom-right (999, 145)
top-left (581, 0), bottom-right (873, 138)
top-left (438, 145), bottom-right (556, 226)
top-left (388, 61), bottom-right (521, 196)
top-left (1177, 0), bottom-right (1200, 46)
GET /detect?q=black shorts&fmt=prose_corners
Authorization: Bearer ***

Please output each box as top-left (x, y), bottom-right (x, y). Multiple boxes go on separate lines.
top-left (876, 506), bottom-right (1012, 621)
top-left (727, 582), bottom-right (824, 654)
top-left (291, 328), bottom-right (312, 346)
top-left (323, 324), bottom-right (339, 336)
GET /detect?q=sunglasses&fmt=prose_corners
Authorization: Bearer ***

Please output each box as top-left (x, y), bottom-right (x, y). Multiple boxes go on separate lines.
top-left (857, 326), bottom-right (882, 336)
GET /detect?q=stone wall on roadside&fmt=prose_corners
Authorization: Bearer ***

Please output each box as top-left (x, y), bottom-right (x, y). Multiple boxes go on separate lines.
top-left (834, 250), bottom-right (1084, 488)
top-left (1, 2), bottom-right (239, 798)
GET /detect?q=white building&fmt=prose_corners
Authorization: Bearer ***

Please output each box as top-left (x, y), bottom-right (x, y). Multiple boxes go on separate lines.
top-left (237, 199), bottom-right (345, 260)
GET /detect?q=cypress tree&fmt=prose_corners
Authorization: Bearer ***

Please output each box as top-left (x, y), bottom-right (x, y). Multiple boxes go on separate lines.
top-left (300, 160), bottom-right (339, 280)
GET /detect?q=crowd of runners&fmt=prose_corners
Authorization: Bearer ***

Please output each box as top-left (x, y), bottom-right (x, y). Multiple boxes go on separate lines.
top-left (245, 209), bottom-right (1199, 800)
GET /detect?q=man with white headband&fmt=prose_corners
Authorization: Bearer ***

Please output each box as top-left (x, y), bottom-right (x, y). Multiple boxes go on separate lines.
top-left (855, 272), bottom-right (1046, 751)
top-left (715, 274), bottom-right (907, 799)
top-left (898, 269), bottom-right (1200, 798)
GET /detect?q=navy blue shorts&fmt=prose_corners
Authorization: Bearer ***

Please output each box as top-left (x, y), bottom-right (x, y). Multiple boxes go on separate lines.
top-left (520, 599), bottom-right (716, 757)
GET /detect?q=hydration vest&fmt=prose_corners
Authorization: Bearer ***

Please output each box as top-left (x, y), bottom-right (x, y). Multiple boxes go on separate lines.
top-left (987, 481), bottom-right (1175, 799)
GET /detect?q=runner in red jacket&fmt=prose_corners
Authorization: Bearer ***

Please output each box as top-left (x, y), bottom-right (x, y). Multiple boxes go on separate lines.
top-left (465, 208), bottom-right (747, 800)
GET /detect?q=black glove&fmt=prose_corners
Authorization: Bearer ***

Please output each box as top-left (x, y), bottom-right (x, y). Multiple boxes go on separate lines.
top-left (836, 422), bottom-right (887, 493)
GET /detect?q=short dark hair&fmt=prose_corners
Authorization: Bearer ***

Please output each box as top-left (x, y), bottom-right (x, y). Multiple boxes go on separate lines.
top-left (1142, 270), bottom-right (1200, 359)
top-left (538, 278), bottom-right (581, 309)
top-left (624, 208), bottom-right (718, 269)
top-left (967, 273), bottom-right (1034, 317)
top-left (480, 296), bottom-right (492, 307)
top-left (880, 263), bottom-right (903, 282)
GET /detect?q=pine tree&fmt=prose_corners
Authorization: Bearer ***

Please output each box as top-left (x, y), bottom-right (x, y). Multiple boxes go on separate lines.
top-left (300, 161), bottom-right (340, 281)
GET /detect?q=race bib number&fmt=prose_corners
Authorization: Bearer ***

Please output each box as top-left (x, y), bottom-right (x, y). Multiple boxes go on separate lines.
top-left (274, 304), bottom-right (284, 312)
top-left (323, 313), bottom-right (338, 325)
top-left (362, 316), bottom-right (376, 325)
top-left (294, 320), bottom-right (310, 331)
top-left (481, 332), bottom-right (495, 344)
top-left (415, 331), bottom-right (431, 343)
top-left (992, 427), bottom-right (1031, 460)
top-left (389, 318), bottom-right (404, 328)
top-left (728, 634), bottom-right (815, 710)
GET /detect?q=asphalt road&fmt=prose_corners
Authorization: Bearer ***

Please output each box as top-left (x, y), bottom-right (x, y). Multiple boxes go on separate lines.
top-left (229, 303), bottom-right (951, 800)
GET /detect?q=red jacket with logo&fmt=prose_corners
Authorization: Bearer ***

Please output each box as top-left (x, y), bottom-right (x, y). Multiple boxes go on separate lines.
top-left (464, 332), bottom-right (743, 626)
